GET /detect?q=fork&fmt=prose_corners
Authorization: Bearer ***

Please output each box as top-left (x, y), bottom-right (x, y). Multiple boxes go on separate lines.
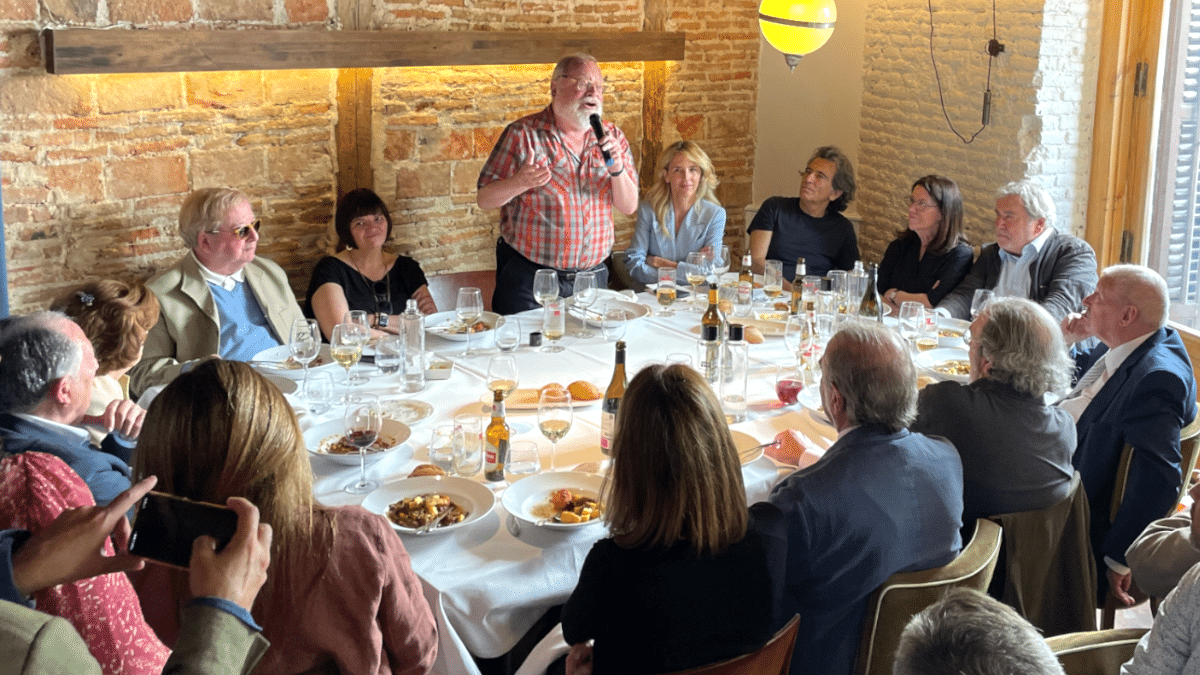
top-left (418, 508), bottom-right (451, 534)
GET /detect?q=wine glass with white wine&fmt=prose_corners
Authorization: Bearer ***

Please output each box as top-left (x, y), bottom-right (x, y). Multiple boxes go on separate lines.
top-left (486, 354), bottom-right (519, 400)
top-left (685, 252), bottom-right (707, 310)
top-left (538, 387), bottom-right (573, 470)
top-left (533, 269), bottom-right (559, 307)
top-left (656, 267), bottom-right (677, 317)
top-left (330, 322), bottom-right (364, 402)
top-left (342, 310), bottom-right (372, 385)
top-left (456, 287), bottom-right (484, 358)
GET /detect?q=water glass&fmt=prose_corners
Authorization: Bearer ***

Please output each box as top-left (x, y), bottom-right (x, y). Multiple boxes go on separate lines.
top-left (505, 440), bottom-right (541, 482)
top-left (971, 288), bottom-right (994, 319)
top-left (601, 305), bottom-right (627, 341)
top-left (452, 414), bottom-right (483, 477)
top-left (495, 316), bottom-right (521, 352)
top-left (763, 260), bottom-right (784, 303)
top-left (429, 424), bottom-right (456, 474)
top-left (302, 371), bottom-right (334, 415)
top-left (542, 297), bottom-right (566, 352)
top-left (828, 270), bottom-right (848, 312)
top-left (898, 302), bottom-right (925, 344)
top-left (376, 335), bottom-right (403, 376)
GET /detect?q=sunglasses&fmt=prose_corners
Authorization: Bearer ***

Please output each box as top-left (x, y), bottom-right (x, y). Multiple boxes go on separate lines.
top-left (206, 219), bottom-right (261, 240)
top-left (373, 280), bottom-right (392, 317)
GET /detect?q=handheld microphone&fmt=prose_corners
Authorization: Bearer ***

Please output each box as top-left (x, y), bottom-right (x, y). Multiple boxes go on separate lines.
top-left (589, 114), bottom-right (614, 167)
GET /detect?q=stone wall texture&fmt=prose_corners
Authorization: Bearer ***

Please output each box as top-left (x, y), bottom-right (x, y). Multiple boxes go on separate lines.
top-left (0, 0), bottom-right (761, 313)
top-left (854, 0), bottom-right (1102, 264)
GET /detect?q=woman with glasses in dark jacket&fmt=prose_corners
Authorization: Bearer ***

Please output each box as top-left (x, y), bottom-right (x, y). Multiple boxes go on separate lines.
top-left (878, 175), bottom-right (974, 312)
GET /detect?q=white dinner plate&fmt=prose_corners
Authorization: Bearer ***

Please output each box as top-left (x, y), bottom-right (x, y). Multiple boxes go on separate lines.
top-left (936, 317), bottom-right (970, 348)
top-left (303, 418), bottom-right (412, 466)
top-left (250, 344), bottom-right (339, 380)
top-left (481, 387), bottom-right (602, 410)
top-left (730, 430), bottom-right (766, 465)
top-left (363, 476), bottom-right (496, 535)
top-left (425, 311), bottom-right (500, 342)
top-left (574, 298), bottom-right (651, 327)
top-left (502, 471), bottom-right (606, 530)
top-left (914, 348), bottom-right (971, 382)
top-left (382, 399), bottom-right (434, 425)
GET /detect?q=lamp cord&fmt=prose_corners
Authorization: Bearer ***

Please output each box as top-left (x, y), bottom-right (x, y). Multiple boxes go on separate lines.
top-left (927, 0), bottom-right (1001, 143)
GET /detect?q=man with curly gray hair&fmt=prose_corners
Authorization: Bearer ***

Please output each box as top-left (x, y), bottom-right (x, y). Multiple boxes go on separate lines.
top-left (936, 178), bottom-right (1097, 321)
top-left (768, 321), bottom-right (963, 675)
top-left (913, 297), bottom-right (1076, 528)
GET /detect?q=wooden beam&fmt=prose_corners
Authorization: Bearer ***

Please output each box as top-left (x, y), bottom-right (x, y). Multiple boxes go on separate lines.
top-left (335, 68), bottom-right (373, 199)
top-left (42, 29), bottom-right (686, 75)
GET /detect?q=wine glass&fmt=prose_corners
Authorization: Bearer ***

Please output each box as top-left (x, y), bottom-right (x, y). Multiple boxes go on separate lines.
top-left (538, 388), bottom-right (573, 470)
top-left (656, 267), bottom-right (677, 316)
top-left (456, 287), bottom-right (484, 358)
top-left (783, 314), bottom-right (807, 368)
top-left (898, 302), bottom-right (925, 347)
top-left (573, 271), bottom-right (598, 338)
top-left (533, 269), bottom-right (559, 307)
top-left (971, 289), bottom-right (994, 319)
top-left (763, 260), bottom-right (784, 304)
top-left (289, 318), bottom-right (320, 391)
top-left (542, 297), bottom-right (566, 353)
top-left (712, 244), bottom-right (731, 280)
top-left (342, 311), bottom-right (372, 385)
top-left (685, 252), bottom-right (706, 309)
top-left (776, 364), bottom-right (805, 407)
top-left (343, 394), bottom-right (382, 494)
top-left (330, 323), bottom-right (363, 402)
top-left (486, 353), bottom-right (519, 400)
top-left (601, 305), bottom-right (627, 341)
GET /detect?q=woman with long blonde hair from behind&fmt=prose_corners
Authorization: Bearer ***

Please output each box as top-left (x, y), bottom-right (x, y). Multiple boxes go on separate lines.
top-left (132, 360), bottom-right (437, 674)
top-left (624, 141), bottom-right (726, 286)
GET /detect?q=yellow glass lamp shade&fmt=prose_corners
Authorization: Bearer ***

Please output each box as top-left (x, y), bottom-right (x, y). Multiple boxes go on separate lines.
top-left (758, 0), bottom-right (836, 69)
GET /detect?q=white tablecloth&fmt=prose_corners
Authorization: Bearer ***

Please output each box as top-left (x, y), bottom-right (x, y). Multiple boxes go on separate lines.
top-left (289, 290), bottom-right (837, 673)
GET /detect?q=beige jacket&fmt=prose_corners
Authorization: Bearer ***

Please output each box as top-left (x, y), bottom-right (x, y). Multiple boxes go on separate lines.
top-left (1127, 514), bottom-right (1200, 599)
top-left (129, 253), bottom-right (304, 397)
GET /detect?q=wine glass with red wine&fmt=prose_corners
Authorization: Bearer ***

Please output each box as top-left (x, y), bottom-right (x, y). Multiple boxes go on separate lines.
top-left (776, 364), bottom-right (805, 407)
top-left (343, 393), bottom-right (382, 495)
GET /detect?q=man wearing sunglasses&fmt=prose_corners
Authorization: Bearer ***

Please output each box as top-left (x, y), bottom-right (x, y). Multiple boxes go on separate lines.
top-left (129, 188), bottom-right (304, 397)
top-left (477, 53), bottom-right (639, 314)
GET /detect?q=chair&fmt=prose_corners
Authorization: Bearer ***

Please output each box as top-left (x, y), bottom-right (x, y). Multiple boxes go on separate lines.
top-left (1100, 411), bottom-right (1200, 628)
top-left (852, 519), bottom-right (1003, 675)
top-left (660, 614), bottom-right (801, 675)
top-left (1046, 628), bottom-right (1149, 675)
top-left (609, 250), bottom-right (645, 293)
top-left (425, 269), bottom-right (495, 313)
top-left (987, 471), bottom-right (1097, 636)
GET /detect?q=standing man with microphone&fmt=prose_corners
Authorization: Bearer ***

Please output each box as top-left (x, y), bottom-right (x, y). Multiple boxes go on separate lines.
top-left (477, 53), bottom-right (639, 314)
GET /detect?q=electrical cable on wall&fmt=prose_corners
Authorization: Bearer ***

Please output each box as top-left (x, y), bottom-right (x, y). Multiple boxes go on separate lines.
top-left (927, 0), bottom-right (1004, 143)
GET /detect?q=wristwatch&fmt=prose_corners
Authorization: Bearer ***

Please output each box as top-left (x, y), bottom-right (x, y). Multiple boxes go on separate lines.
top-left (887, 289), bottom-right (898, 302)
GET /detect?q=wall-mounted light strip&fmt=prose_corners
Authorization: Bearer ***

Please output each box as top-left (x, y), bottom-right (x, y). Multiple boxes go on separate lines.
top-left (42, 28), bottom-right (687, 75)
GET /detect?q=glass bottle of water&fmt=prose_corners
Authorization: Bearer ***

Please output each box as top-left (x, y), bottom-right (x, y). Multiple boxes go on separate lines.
top-left (722, 324), bottom-right (748, 423)
top-left (401, 299), bottom-right (425, 392)
top-left (847, 260), bottom-right (868, 307)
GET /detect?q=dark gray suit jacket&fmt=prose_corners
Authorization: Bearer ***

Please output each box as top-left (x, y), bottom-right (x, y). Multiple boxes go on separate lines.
top-left (936, 230), bottom-right (1098, 321)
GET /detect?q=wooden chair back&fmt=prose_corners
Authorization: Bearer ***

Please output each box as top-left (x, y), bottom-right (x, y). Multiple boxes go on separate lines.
top-left (660, 614), bottom-right (801, 675)
top-left (425, 269), bottom-right (495, 313)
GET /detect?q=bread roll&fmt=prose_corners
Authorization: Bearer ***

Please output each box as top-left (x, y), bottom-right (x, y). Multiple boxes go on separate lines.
top-left (540, 383), bottom-right (567, 396)
top-left (408, 463), bottom-right (446, 478)
top-left (743, 325), bottom-right (765, 344)
top-left (717, 299), bottom-right (733, 314)
top-left (568, 380), bottom-right (602, 401)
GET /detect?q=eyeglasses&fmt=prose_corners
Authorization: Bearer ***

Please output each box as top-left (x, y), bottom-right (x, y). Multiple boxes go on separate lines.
top-left (556, 75), bottom-right (605, 94)
top-left (372, 280), bottom-right (392, 318)
top-left (351, 214), bottom-right (387, 228)
top-left (206, 219), bottom-right (261, 239)
top-left (909, 198), bottom-right (938, 211)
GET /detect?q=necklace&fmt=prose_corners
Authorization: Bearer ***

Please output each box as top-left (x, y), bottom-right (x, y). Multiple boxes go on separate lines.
top-left (345, 254), bottom-right (392, 324)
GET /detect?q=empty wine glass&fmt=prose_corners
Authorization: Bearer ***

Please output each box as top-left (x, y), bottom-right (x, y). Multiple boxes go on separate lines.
top-left (457, 287), bottom-right (484, 358)
top-left (486, 353), bottom-right (519, 400)
top-left (712, 244), bottom-right (731, 279)
top-left (685, 252), bottom-right (707, 309)
top-left (289, 318), bottom-right (320, 391)
top-left (898, 302), bottom-right (924, 347)
top-left (538, 388), bottom-right (573, 470)
top-left (533, 269), bottom-right (559, 307)
top-left (783, 314), bottom-right (810, 370)
top-left (573, 271), bottom-right (598, 338)
top-left (971, 289), bottom-right (994, 319)
top-left (343, 394), bottom-right (382, 495)
top-left (656, 267), bottom-right (677, 316)
top-left (330, 323), bottom-right (363, 401)
top-left (542, 297), bottom-right (566, 353)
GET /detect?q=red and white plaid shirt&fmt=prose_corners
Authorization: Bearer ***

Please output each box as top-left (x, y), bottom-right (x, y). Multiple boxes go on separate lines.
top-left (478, 106), bottom-right (637, 270)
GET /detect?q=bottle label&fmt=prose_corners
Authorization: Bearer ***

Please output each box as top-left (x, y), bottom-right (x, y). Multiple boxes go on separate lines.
top-left (600, 411), bottom-right (616, 454)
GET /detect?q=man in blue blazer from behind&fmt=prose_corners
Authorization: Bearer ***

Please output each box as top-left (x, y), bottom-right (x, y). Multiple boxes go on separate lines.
top-left (1059, 265), bottom-right (1197, 606)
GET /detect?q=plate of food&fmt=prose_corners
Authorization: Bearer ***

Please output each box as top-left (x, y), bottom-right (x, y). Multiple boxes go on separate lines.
top-left (730, 430), bottom-right (768, 465)
top-left (382, 399), bottom-right (434, 425)
top-left (575, 298), bottom-right (651, 327)
top-left (363, 475), bottom-right (496, 535)
top-left (302, 418), bottom-right (412, 466)
top-left (250, 344), bottom-right (339, 380)
top-left (936, 317), bottom-right (971, 348)
top-left (502, 471), bottom-right (606, 530)
top-left (914, 348), bottom-right (971, 382)
top-left (796, 384), bottom-right (830, 423)
top-left (425, 311), bottom-right (500, 342)
top-left (483, 381), bottom-right (604, 410)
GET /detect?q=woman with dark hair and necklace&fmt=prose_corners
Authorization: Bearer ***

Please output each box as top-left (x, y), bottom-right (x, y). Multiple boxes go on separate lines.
top-left (305, 188), bottom-right (437, 339)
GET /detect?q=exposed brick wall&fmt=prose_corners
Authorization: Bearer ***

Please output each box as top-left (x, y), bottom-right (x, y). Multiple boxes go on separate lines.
top-left (0, 0), bottom-right (761, 314)
top-left (855, 0), bottom-right (1101, 265)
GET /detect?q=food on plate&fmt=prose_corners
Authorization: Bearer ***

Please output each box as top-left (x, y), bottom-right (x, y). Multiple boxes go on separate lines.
top-left (743, 326), bottom-right (765, 344)
top-left (757, 312), bottom-right (787, 322)
top-left (408, 463), bottom-right (446, 478)
top-left (535, 489), bottom-right (604, 524)
top-left (281, 355), bottom-right (326, 369)
top-left (321, 433), bottom-right (394, 455)
top-left (386, 493), bottom-right (468, 529)
top-left (938, 329), bottom-right (964, 338)
top-left (933, 360), bottom-right (971, 377)
top-left (451, 319), bottom-right (490, 334)
top-left (567, 380), bottom-right (602, 401)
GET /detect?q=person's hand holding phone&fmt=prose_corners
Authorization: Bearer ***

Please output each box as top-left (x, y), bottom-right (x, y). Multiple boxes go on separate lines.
top-left (188, 497), bottom-right (272, 612)
top-left (11, 475), bottom-right (157, 598)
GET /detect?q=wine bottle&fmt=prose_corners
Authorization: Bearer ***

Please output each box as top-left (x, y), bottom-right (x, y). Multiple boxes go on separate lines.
top-left (737, 253), bottom-right (754, 311)
top-left (790, 257), bottom-right (806, 315)
top-left (600, 340), bottom-right (627, 456)
top-left (858, 262), bottom-right (883, 322)
top-left (484, 389), bottom-right (510, 482)
top-left (701, 282), bottom-right (723, 334)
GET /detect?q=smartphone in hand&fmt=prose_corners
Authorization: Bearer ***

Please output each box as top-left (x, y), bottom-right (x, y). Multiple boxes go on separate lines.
top-left (129, 491), bottom-right (238, 568)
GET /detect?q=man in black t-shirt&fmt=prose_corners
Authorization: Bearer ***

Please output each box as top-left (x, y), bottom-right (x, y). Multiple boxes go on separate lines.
top-left (748, 145), bottom-right (859, 285)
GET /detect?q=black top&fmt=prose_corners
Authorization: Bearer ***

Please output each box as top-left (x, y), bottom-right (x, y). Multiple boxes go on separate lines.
top-left (876, 233), bottom-right (974, 307)
top-left (304, 255), bottom-right (428, 320)
top-left (748, 196), bottom-right (859, 280)
top-left (561, 502), bottom-right (788, 674)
